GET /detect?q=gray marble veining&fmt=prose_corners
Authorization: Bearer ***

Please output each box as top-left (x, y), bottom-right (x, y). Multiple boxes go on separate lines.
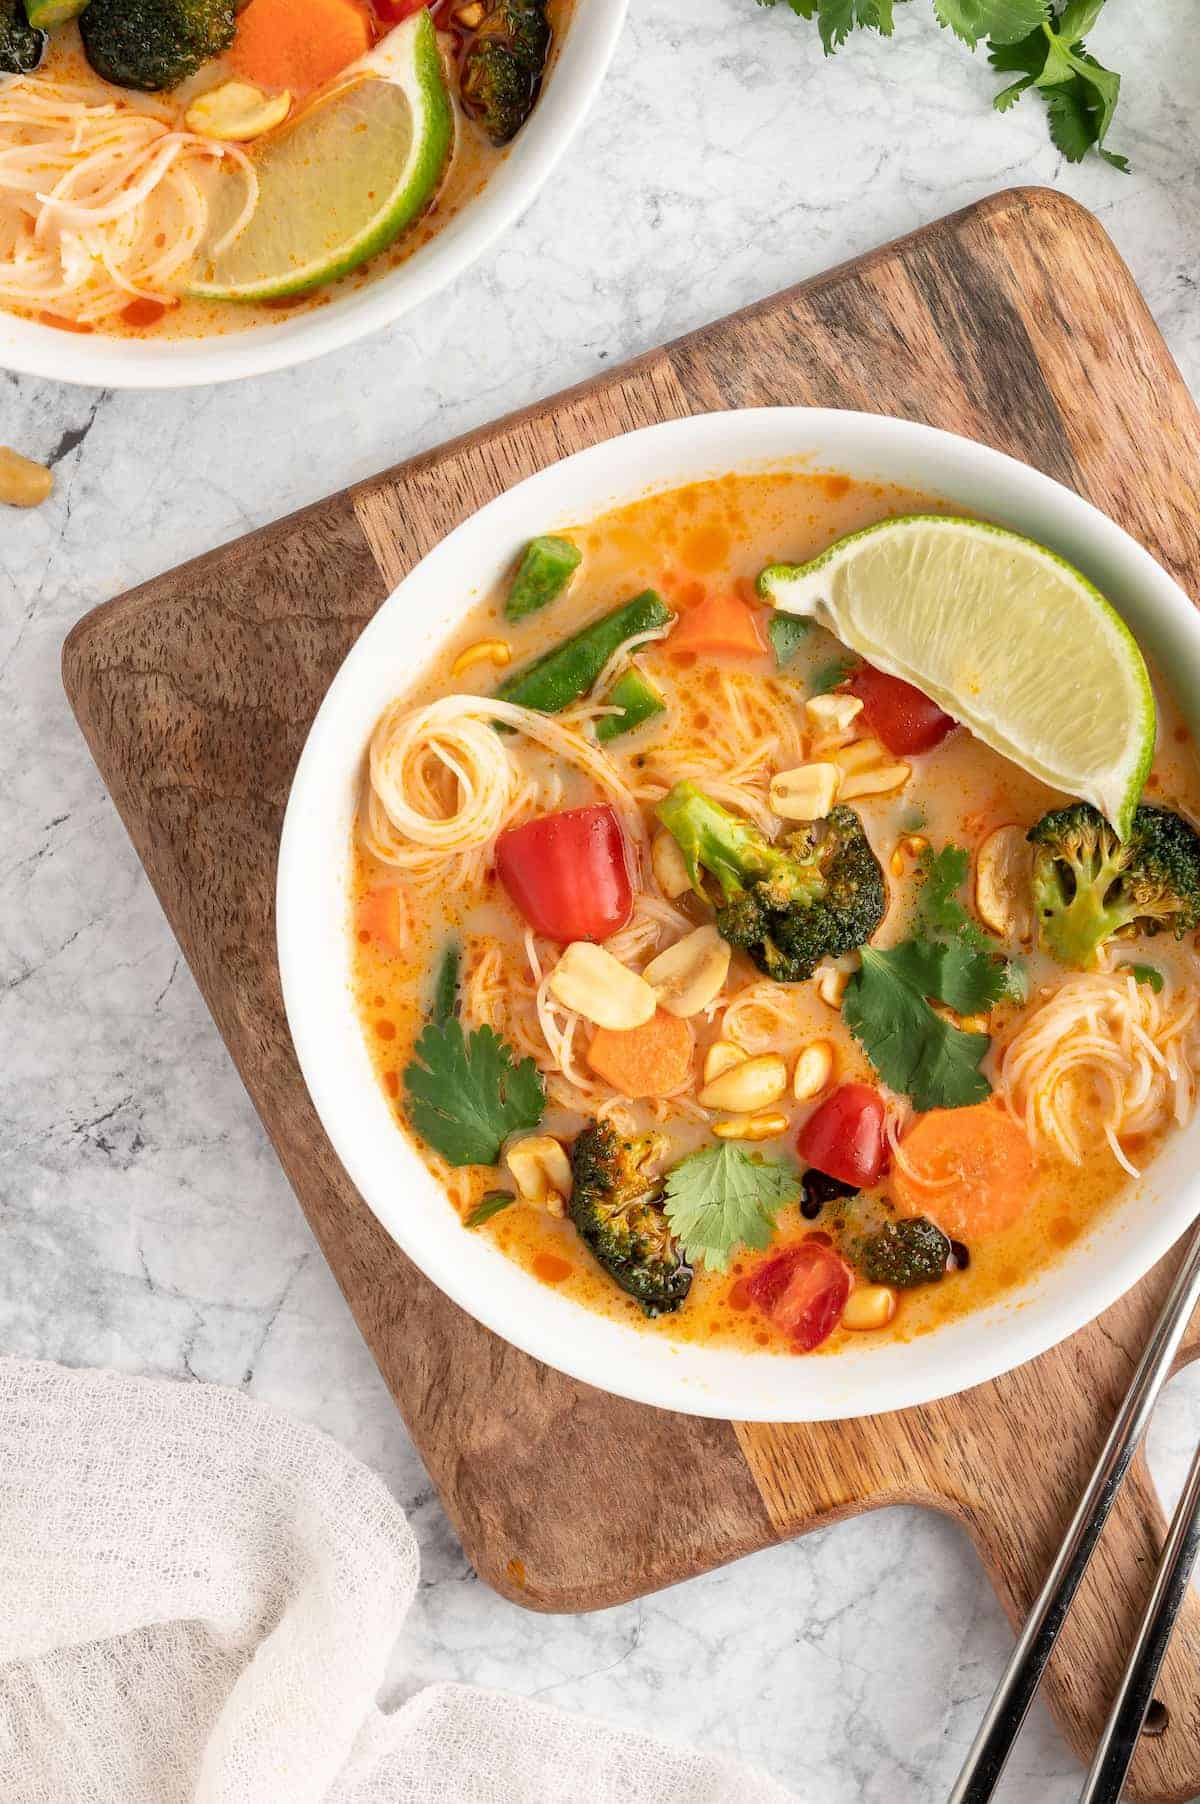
top-left (3, 3), bottom-right (1200, 1799)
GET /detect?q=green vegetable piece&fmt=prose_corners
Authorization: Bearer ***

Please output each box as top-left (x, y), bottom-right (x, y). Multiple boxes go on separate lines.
top-left (656, 780), bottom-right (885, 983)
top-left (861, 1216), bottom-right (950, 1288)
top-left (843, 945), bottom-right (992, 1112)
top-left (459, 0), bottom-right (551, 145)
top-left (1029, 802), bottom-right (1200, 969)
top-left (504, 534), bottom-right (582, 622)
top-left (431, 940), bottom-right (460, 1024)
top-left (664, 1141), bottom-right (800, 1273)
top-left (404, 1020), bottom-right (545, 1168)
top-left (465, 1190), bottom-right (517, 1228)
top-left (81, 0), bottom-right (236, 91)
top-left (496, 590), bottom-right (672, 715)
top-left (1127, 962), bottom-right (1165, 993)
top-left (25, 0), bottom-right (86, 25)
top-left (808, 654), bottom-right (859, 696)
top-left (595, 667), bottom-right (666, 743)
top-left (767, 613), bottom-right (809, 668)
top-left (0, 0), bottom-right (43, 71)
top-left (569, 1121), bottom-right (692, 1315)
top-left (918, 842), bottom-right (1023, 1000)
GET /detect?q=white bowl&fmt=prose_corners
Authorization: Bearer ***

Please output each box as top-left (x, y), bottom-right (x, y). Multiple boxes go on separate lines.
top-left (0, 0), bottom-right (627, 390)
top-left (277, 407), bottom-right (1200, 1421)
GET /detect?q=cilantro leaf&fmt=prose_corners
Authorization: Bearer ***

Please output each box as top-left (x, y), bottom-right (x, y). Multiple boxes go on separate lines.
top-left (767, 612), bottom-right (810, 667)
top-left (809, 654), bottom-right (859, 695)
top-left (844, 946), bottom-right (992, 1111)
top-left (465, 1190), bottom-right (517, 1227)
top-left (935, 0), bottom-right (1047, 48)
top-left (917, 843), bottom-right (1023, 1001)
top-left (404, 1020), bottom-right (545, 1167)
top-left (987, 8), bottom-right (1126, 167)
top-left (879, 937), bottom-right (1009, 1015)
top-left (664, 1143), bottom-right (801, 1271)
top-left (1126, 962), bottom-right (1164, 994)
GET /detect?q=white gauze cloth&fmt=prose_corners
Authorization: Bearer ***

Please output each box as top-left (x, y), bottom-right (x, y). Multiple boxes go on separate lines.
top-left (0, 1358), bottom-right (794, 1804)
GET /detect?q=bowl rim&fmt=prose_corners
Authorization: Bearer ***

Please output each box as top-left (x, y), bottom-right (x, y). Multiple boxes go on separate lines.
top-left (277, 405), bottom-right (1200, 1421)
top-left (0, 0), bottom-right (629, 391)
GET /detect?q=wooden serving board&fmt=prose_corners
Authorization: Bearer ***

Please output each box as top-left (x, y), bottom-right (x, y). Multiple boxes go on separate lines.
top-left (64, 188), bottom-right (1200, 1801)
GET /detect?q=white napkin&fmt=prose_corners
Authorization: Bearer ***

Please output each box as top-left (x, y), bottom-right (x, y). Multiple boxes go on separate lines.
top-left (0, 1358), bottom-right (793, 1804)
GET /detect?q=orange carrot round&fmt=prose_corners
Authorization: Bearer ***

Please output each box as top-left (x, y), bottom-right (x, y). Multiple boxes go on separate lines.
top-left (230, 0), bottom-right (374, 99)
top-left (668, 592), bottom-right (765, 661)
top-left (586, 1011), bottom-right (694, 1099)
top-left (892, 1102), bottom-right (1036, 1241)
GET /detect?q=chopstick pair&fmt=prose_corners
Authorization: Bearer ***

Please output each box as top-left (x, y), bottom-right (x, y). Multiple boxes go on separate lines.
top-left (949, 1220), bottom-right (1200, 1804)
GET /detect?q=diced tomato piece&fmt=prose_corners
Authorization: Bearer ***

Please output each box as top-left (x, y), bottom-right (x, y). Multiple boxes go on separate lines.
top-left (847, 663), bottom-right (957, 755)
top-left (797, 1082), bottom-right (887, 1188)
top-left (371, 0), bottom-right (427, 19)
top-left (746, 1240), bottom-right (852, 1352)
top-left (495, 804), bottom-right (634, 942)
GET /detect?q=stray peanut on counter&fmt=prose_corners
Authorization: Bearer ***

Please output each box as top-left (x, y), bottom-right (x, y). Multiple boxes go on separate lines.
top-left (0, 447), bottom-right (53, 509)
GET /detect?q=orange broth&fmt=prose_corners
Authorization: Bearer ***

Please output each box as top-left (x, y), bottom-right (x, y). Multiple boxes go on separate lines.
top-left (350, 469), bottom-right (1200, 1356)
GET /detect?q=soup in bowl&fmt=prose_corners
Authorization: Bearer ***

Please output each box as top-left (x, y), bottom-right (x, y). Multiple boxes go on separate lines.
top-left (278, 409), bottom-right (1200, 1420)
top-left (0, 0), bottom-right (624, 384)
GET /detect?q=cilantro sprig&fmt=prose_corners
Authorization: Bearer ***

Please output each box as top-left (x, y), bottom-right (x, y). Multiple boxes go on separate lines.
top-left (758, 0), bottom-right (1126, 168)
top-left (404, 1020), bottom-right (545, 1167)
top-left (843, 843), bottom-right (1022, 1110)
top-left (664, 1143), bottom-right (802, 1271)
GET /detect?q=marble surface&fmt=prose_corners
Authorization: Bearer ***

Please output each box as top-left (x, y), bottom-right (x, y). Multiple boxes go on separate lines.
top-left (3, 2), bottom-right (1200, 1799)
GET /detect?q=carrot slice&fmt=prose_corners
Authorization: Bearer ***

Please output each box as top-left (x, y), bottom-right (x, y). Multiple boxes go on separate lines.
top-left (668, 593), bottom-right (765, 660)
top-left (586, 1010), bottom-right (694, 1099)
top-left (892, 1103), bottom-right (1036, 1242)
top-left (230, 0), bottom-right (373, 99)
top-left (356, 886), bottom-right (408, 954)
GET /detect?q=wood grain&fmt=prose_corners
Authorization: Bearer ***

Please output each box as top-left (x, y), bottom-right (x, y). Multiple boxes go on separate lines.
top-left (63, 188), bottom-right (1200, 1802)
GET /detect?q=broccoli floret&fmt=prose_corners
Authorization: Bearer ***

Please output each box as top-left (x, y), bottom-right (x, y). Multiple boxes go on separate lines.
top-left (1029, 802), bottom-right (1200, 969)
top-left (81, 0), bottom-right (235, 91)
top-left (459, 0), bottom-right (550, 145)
top-left (655, 781), bottom-right (886, 983)
top-left (861, 1217), bottom-right (950, 1288)
top-left (0, 0), bottom-right (45, 73)
top-left (568, 1121), bottom-right (692, 1316)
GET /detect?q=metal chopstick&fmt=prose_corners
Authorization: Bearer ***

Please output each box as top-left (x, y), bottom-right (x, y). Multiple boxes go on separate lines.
top-left (1077, 1434), bottom-right (1200, 1803)
top-left (948, 1218), bottom-right (1200, 1804)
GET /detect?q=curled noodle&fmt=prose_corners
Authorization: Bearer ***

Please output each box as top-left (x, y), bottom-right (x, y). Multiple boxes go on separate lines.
top-left (0, 73), bottom-right (256, 323)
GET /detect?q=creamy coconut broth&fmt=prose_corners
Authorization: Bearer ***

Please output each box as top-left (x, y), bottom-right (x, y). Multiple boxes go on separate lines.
top-left (350, 471), bottom-right (1200, 1357)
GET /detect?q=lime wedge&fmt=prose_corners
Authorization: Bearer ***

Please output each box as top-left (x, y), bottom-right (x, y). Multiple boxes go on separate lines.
top-left (760, 515), bottom-right (1155, 838)
top-left (186, 11), bottom-right (453, 304)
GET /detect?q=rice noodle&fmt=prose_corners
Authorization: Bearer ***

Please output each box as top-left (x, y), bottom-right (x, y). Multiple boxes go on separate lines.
top-left (364, 693), bottom-right (645, 890)
top-left (634, 667), bottom-right (806, 835)
top-left (998, 965), bottom-right (1200, 1176)
top-left (0, 72), bottom-right (255, 324)
top-left (719, 979), bottom-right (815, 1055)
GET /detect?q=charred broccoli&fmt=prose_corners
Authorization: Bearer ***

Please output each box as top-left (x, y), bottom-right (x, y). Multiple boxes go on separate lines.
top-left (0, 0), bottom-right (45, 73)
top-left (655, 780), bottom-right (886, 983)
top-left (860, 1216), bottom-right (950, 1288)
top-left (459, 0), bottom-right (550, 145)
top-left (1029, 802), bottom-right (1200, 969)
top-left (568, 1121), bottom-right (692, 1316)
top-left (81, 0), bottom-right (235, 91)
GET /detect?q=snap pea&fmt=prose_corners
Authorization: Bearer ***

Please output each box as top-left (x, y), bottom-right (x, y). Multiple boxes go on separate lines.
top-left (504, 534), bottom-right (582, 622)
top-left (595, 667), bottom-right (666, 742)
top-left (496, 590), bottom-right (672, 715)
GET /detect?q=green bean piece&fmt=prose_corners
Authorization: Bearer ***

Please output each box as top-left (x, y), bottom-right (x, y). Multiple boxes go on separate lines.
top-left (496, 590), bottom-right (673, 715)
top-left (504, 534), bottom-right (582, 622)
top-left (595, 667), bottom-right (666, 742)
top-left (431, 940), bottom-right (461, 1023)
top-left (767, 613), bottom-right (809, 668)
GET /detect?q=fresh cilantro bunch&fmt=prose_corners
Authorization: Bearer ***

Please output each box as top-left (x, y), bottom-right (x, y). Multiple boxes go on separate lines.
top-left (757, 0), bottom-right (1127, 169)
top-left (842, 844), bottom-right (1023, 1111)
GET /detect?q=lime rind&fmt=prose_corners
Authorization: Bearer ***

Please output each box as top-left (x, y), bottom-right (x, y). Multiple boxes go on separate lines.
top-left (186, 10), bottom-right (453, 305)
top-left (760, 514), bottom-right (1155, 840)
